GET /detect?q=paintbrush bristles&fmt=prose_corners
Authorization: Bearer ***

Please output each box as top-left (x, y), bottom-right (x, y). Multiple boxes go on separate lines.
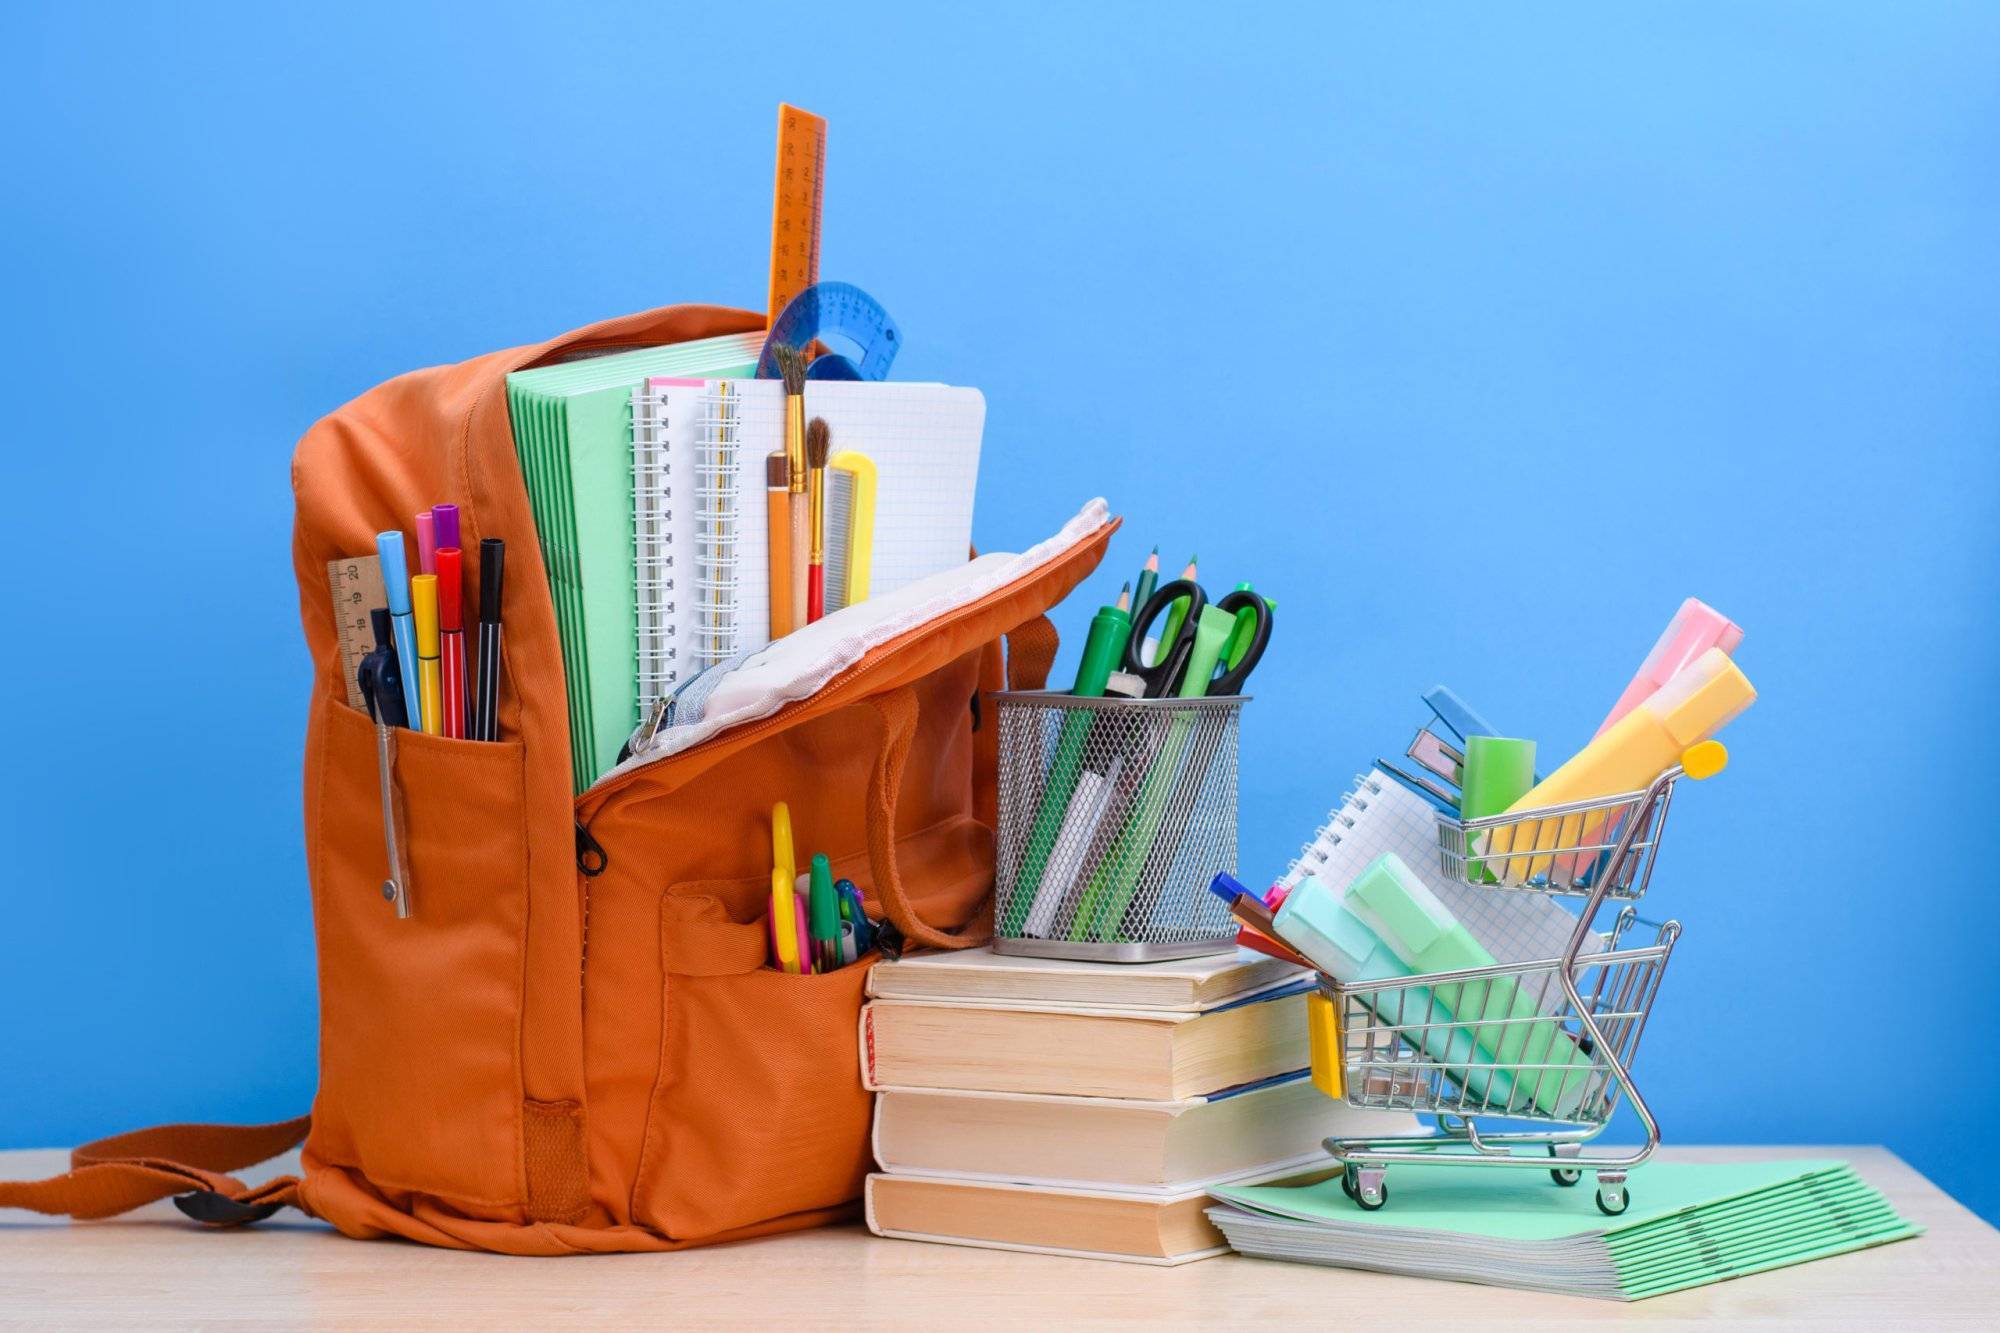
top-left (807, 416), bottom-right (830, 470)
top-left (773, 342), bottom-right (808, 396)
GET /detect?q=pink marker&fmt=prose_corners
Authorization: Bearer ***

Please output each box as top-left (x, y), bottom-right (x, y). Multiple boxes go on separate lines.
top-left (414, 509), bottom-right (438, 576)
top-left (1595, 598), bottom-right (1744, 738)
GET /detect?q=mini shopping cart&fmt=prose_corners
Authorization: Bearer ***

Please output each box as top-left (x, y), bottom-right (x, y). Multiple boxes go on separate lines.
top-left (1314, 745), bottom-right (1724, 1216)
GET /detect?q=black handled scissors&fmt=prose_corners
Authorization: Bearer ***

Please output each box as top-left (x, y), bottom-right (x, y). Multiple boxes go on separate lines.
top-left (1122, 578), bottom-right (1273, 698)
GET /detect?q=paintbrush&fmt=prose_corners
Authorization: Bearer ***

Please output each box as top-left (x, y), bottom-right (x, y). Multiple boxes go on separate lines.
top-left (806, 416), bottom-right (831, 623)
top-left (773, 343), bottom-right (810, 635)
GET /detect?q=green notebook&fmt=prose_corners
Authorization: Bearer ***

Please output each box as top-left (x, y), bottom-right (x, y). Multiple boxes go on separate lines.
top-left (1207, 1159), bottom-right (1921, 1301)
top-left (506, 331), bottom-right (763, 791)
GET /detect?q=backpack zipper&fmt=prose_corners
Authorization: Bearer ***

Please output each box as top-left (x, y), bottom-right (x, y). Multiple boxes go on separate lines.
top-left (568, 523), bottom-right (1113, 826)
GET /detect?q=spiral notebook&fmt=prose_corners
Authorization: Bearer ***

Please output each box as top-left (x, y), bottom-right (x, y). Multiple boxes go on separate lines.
top-left (505, 331), bottom-right (764, 791)
top-left (631, 377), bottom-right (984, 699)
top-left (1280, 766), bottom-right (1593, 971)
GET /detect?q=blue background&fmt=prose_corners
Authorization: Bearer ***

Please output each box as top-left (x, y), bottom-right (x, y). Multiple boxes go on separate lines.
top-left (6, 2), bottom-right (1997, 1225)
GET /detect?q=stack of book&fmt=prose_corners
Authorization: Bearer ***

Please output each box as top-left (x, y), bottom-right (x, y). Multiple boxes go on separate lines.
top-left (859, 947), bottom-right (1411, 1264)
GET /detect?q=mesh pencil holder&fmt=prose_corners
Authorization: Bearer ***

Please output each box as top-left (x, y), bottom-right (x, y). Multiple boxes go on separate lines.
top-left (991, 690), bottom-right (1244, 962)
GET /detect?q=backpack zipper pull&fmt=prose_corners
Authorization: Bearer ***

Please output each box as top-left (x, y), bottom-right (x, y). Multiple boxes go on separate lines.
top-left (575, 819), bottom-right (608, 877)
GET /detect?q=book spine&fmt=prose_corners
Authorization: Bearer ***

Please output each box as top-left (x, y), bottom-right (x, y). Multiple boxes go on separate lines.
top-left (860, 1003), bottom-right (880, 1090)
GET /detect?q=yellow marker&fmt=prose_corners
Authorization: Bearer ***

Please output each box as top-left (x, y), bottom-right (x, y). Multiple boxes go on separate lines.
top-left (1307, 991), bottom-right (1344, 1100)
top-left (825, 450), bottom-right (877, 611)
top-left (1490, 649), bottom-right (1754, 882)
top-left (411, 573), bottom-right (442, 736)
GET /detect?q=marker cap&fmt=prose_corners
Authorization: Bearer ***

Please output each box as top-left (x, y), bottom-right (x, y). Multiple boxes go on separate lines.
top-left (435, 547), bottom-right (463, 630)
top-left (411, 573), bottom-right (440, 653)
top-left (414, 510), bottom-right (438, 576)
top-left (479, 538), bottom-right (505, 624)
top-left (432, 503), bottom-right (460, 551)
top-left (376, 531), bottom-right (411, 614)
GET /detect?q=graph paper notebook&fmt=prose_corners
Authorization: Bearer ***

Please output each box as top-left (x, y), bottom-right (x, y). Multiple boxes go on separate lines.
top-left (505, 332), bottom-right (763, 791)
top-left (1280, 766), bottom-right (1594, 975)
top-left (630, 378), bottom-right (984, 682)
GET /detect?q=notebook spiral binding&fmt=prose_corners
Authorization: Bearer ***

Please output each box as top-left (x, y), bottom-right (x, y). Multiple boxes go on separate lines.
top-left (1281, 772), bottom-right (1382, 892)
top-left (693, 382), bottom-right (745, 671)
top-left (632, 384), bottom-right (679, 721)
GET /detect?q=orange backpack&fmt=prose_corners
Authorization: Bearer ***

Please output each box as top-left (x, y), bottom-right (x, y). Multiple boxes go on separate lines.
top-left (1, 304), bottom-right (1113, 1252)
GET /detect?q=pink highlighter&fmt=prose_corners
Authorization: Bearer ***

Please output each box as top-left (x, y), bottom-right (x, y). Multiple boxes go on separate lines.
top-left (1595, 598), bottom-right (1744, 738)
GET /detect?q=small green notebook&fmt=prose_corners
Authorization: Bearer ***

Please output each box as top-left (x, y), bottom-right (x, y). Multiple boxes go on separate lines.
top-left (506, 331), bottom-right (763, 791)
top-left (1207, 1159), bottom-right (1921, 1301)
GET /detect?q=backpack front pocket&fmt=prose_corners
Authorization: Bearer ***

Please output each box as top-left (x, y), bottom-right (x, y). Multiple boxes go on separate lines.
top-left (631, 875), bottom-right (878, 1239)
top-left (305, 698), bottom-right (531, 1212)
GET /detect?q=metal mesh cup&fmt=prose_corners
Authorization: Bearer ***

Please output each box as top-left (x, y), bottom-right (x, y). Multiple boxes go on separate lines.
top-left (991, 690), bottom-right (1243, 962)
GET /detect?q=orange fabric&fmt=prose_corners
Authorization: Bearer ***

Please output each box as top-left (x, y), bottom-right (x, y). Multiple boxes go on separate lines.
top-left (0, 1118), bottom-right (309, 1221)
top-left (19, 305), bottom-right (1112, 1252)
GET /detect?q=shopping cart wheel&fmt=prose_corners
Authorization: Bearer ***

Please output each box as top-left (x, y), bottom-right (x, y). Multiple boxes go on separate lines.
top-left (1345, 1165), bottom-right (1388, 1211)
top-left (1594, 1177), bottom-right (1629, 1216)
top-left (1548, 1144), bottom-right (1582, 1186)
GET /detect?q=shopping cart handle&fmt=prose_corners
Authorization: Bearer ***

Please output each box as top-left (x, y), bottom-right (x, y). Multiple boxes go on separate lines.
top-left (1680, 740), bottom-right (1728, 780)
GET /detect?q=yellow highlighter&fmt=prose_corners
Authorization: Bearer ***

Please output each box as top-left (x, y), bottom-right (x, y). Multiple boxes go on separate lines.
top-left (770, 802), bottom-right (803, 975)
top-left (411, 573), bottom-right (442, 736)
top-left (1488, 647), bottom-right (1754, 883)
top-left (1306, 990), bottom-right (1344, 1100)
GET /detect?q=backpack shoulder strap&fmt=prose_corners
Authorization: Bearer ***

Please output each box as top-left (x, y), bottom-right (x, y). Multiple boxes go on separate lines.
top-left (0, 1116), bottom-right (310, 1225)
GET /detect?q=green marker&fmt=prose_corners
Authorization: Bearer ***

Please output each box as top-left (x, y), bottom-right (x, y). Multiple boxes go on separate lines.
top-left (1070, 604), bottom-right (1236, 941)
top-left (1223, 582), bottom-right (1275, 671)
top-left (808, 854), bottom-right (841, 972)
top-left (1001, 587), bottom-right (1133, 936)
top-left (1460, 736), bottom-right (1536, 881)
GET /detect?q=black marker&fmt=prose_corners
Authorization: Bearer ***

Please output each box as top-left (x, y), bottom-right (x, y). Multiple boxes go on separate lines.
top-left (473, 538), bottom-right (505, 741)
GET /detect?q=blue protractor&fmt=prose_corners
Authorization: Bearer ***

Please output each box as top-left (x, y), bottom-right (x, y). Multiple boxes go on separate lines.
top-left (756, 281), bottom-right (902, 381)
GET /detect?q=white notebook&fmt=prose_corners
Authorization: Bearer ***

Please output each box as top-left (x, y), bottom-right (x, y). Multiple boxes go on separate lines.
top-left (631, 376), bottom-right (983, 704)
top-left (1280, 767), bottom-right (1596, 972)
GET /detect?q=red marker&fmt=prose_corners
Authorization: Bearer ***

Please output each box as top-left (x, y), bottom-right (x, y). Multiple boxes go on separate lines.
top-left (436, 546), bottom-right (467, 740)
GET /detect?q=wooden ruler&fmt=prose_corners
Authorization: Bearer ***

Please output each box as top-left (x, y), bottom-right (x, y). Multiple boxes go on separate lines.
top-left (327, 554), bottom-right (387, 710)
top-left (766, 103), bottom-right (825, 325)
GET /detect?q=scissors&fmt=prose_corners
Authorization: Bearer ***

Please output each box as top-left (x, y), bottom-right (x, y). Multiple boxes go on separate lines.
top-left (1122, 578), bottom-right (1272, 698)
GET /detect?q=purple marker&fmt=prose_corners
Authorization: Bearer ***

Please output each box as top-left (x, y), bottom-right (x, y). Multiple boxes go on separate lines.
top-left (432, 503), bottom-right (460, 552)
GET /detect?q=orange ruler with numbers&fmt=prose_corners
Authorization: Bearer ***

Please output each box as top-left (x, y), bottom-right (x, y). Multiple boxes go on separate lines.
top-left (766, 103), bottom-right (826, 325)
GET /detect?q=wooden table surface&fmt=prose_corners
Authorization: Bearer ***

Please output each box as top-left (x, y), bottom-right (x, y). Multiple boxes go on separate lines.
top-left (2, 1145), bottom-right (1992, 1328)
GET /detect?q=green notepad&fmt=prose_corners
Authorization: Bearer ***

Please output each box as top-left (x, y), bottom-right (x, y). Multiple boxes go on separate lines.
top-left (506, 331), bottom-right (763, 791)
top-left (1207, 1159), bottom-right (1922, 1301)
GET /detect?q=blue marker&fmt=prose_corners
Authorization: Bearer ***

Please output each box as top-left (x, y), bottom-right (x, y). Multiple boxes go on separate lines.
top-left (377, 530), bottom-right (423, 729)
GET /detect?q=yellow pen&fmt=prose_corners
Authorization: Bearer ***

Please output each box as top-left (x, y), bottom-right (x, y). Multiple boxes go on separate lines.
top-left (411, 573), bottom-right (442, 736)
top-left (771, 802), bottom-right (802, 974)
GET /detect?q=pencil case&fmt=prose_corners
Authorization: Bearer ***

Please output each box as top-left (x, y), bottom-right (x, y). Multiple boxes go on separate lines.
top-left (3, 302), bottom-right (1118, 1257)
